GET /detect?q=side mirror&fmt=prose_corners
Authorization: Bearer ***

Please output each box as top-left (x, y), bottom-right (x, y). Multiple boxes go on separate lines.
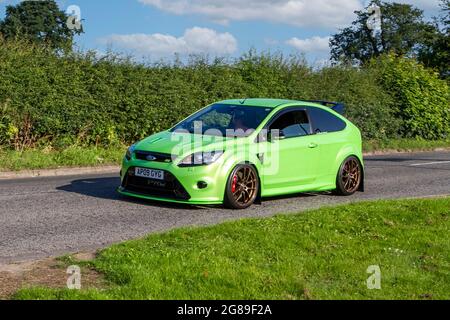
top-left (268, 130), bottom-right (285, 142)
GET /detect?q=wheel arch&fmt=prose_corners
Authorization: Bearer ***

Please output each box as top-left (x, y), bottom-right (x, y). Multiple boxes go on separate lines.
top-left (222, 160), bottom-right (262, 209)
top-left (237, 160), bottom-right (262, 203)
top-left (334, 144), bottom-right (364, 193)
top-left (221, 151), bottom-right (263, 200)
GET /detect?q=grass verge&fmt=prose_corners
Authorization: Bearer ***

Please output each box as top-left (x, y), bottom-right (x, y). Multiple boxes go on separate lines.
top-left (14, 197), bottom-right (450, 300)
top-left (0, 145), bottom-right (125, 171)
top-left (364, 139), bottom-right (450, 153)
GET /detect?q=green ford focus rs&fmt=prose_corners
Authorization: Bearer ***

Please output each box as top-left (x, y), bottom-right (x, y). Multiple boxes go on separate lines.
top-left (118, 99), bottom-right (364, 209)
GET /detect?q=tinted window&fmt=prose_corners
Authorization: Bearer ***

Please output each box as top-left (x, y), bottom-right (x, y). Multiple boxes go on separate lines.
top-left (306, 107), bottom-right (346, 133)
top-left (171, 104), bottom-right (272, 137)
top-left (269, 110), bottom-right (311, 138)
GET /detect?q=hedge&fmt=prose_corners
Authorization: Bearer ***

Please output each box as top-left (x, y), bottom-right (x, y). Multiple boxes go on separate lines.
top-left (371, 54), bottom-right (450, 140)
top-left (0, 40), bottom-right (448, 150)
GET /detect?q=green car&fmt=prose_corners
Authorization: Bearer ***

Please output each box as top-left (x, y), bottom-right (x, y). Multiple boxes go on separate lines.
top-left (118, 99), bottom-right (364, 209)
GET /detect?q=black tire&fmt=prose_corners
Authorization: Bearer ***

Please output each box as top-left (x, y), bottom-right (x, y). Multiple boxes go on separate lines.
top-left (335, 156), bottom-right (362, 196)
top-left (224, 164), bottom-right (259, 209)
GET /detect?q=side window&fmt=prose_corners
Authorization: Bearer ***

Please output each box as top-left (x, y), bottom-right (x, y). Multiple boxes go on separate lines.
top-left (306, 107), bottom-right (347, 134)
top-left (269, 110), bottom-right (311, 138)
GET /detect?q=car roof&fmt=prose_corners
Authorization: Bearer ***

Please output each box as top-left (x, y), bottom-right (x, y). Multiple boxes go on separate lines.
top-left (218, 98), bottom-right (319, 109)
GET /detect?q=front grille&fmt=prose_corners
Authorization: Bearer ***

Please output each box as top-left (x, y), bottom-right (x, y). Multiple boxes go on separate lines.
top-left (122, 167), bottom-right (190, 201)
top-left (135, 150), bottom-right (174, 163)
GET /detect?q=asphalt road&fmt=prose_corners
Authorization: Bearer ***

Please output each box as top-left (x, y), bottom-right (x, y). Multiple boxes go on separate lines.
top-left (1, 151), bottom-right (449, 264)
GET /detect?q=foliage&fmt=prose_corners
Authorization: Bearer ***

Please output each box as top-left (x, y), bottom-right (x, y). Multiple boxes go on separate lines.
top-left (419, 0), bottom-right (450, 79)
top-left (364, 138), bottom-right (450, 153)
top-left (0, 145), bottom-right (125, 171)
top-left (371, 54), bottom-right (450, 139)
top-left (330, 1), bottom-right (438, 65)
top-left (0, 0), bottom-right (82, 51)
top-left (0, 40), bottom-right (401, 150)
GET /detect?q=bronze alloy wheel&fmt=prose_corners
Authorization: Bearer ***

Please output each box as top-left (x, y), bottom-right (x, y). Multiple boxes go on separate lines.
top-left (224, 165), bottom-right (259, 209)
top-left (335, 156), bottom-right (362, 196)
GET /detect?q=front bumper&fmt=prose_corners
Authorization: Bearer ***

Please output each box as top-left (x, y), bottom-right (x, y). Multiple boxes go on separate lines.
top-left (118, 156), bottom-right (229, 205)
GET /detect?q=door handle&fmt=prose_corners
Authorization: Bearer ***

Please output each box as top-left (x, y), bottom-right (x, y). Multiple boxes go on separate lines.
top-left (308, 143), bottom-right (318, 149)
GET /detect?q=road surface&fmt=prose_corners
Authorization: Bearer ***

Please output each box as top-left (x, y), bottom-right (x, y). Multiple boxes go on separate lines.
top-left (1, 151), bottom-right (449, 264)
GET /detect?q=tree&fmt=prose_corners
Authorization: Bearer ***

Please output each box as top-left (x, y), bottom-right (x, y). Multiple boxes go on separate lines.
top-left (0, 0), bottom-right (82, 51)
top-left (330, 1), bottom-right (437, 64)
top-left (418, 0), bottom-right (449, 78)
top-left (439, 0), bottom-right (450, 31)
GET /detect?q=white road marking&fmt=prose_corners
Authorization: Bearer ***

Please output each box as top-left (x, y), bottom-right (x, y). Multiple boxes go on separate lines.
top-left (410, 161), bottom-right (450, 167)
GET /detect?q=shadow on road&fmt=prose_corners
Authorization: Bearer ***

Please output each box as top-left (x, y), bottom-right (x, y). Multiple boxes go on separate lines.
top-left (263, 192), bottom-right (323, 202)
top-left (56, 177), bottom-right (202, 210)
top-left (56, 176), bottom-right (326, 210)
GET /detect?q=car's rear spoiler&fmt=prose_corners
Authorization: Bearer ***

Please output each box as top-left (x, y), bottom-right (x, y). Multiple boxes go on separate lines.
top-left (304, 100), bottom-right (345, 115)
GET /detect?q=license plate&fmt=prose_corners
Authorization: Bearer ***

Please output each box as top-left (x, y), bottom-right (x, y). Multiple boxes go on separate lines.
top-left (135, 167), bottom-right (164, 180)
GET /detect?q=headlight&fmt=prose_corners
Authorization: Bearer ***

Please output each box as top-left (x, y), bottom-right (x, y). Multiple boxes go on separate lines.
top-left (178, 151), bottom-right (224, 167)
top-left (125, 144), bottom-right (136, 161)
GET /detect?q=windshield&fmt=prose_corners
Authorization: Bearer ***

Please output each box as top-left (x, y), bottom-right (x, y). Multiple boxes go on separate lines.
top-left (171, 104), bottom-right (272, 137)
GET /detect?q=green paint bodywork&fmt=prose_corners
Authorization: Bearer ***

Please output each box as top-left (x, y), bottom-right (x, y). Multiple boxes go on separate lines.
top-left (118, 99), bottom-right (364, 205)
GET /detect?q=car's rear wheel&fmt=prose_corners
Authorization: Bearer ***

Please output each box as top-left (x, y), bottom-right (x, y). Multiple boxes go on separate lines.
top-left (224, 164), bottom-right (259, 209)
top-left (335, 156), bottom-right (362, 196)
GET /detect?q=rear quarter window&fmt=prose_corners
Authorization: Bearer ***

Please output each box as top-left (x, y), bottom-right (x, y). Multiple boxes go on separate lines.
top-left (306, 107), bottom-right (347, 134)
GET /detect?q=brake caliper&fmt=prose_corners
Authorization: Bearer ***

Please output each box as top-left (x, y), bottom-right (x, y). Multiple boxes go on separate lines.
top-left (231, 175), bottom-right (238, 193)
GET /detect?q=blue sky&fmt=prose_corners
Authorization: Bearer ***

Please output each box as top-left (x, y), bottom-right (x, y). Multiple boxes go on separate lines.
top-left (0, 0), bottom-right (443, 64)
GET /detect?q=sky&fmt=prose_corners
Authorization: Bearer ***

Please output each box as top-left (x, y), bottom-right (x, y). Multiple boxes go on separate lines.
top-left (0, 0), bottom-right (444, 64)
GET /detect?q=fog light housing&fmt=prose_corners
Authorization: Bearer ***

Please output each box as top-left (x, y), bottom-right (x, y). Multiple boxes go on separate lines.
top-left (197, 181), bottom-right (208, 189)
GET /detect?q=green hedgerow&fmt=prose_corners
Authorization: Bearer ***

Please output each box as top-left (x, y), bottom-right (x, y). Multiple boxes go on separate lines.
top-left (371, 54), bottom-right (450, 140)
top-left (1, 40), bottom-right (445, 150)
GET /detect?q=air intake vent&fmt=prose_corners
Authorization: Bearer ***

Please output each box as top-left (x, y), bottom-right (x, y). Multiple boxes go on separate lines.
top-left (135, 151), bottom-right (174, 163)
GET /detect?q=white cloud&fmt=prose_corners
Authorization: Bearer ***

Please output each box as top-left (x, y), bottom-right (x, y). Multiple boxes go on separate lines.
top-left (100, 27), bottom-right (237, 57)
top-left (286, 36), bottom-right (331, 53)
top-left (139, 0), bottom-right (363, 28)
top-left (139, 1), bottom-right (443, 29)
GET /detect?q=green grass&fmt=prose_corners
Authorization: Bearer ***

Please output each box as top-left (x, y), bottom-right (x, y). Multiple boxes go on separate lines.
top-left (364, 139), bottom-right (450, 153)
top-left (15, 197), bottom-right (450, 300)
top-left (0, 145), bottom-right (125, 171)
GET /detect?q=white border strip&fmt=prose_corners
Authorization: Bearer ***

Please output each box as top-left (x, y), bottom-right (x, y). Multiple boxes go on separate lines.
top-left (410, 161), bottom-right (450, 166)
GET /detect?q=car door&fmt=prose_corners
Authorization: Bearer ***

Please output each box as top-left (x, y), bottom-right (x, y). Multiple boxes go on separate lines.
top-left (304, 106), bottom-right (348, 183)
top-left (260, 108), bottom-right (319, 193)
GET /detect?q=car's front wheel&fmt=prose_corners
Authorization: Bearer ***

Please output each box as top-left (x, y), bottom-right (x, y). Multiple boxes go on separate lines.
top-left (224, 164), bottom-right (259, 209)
top-left (335, 156), bottom-right (362, 196)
